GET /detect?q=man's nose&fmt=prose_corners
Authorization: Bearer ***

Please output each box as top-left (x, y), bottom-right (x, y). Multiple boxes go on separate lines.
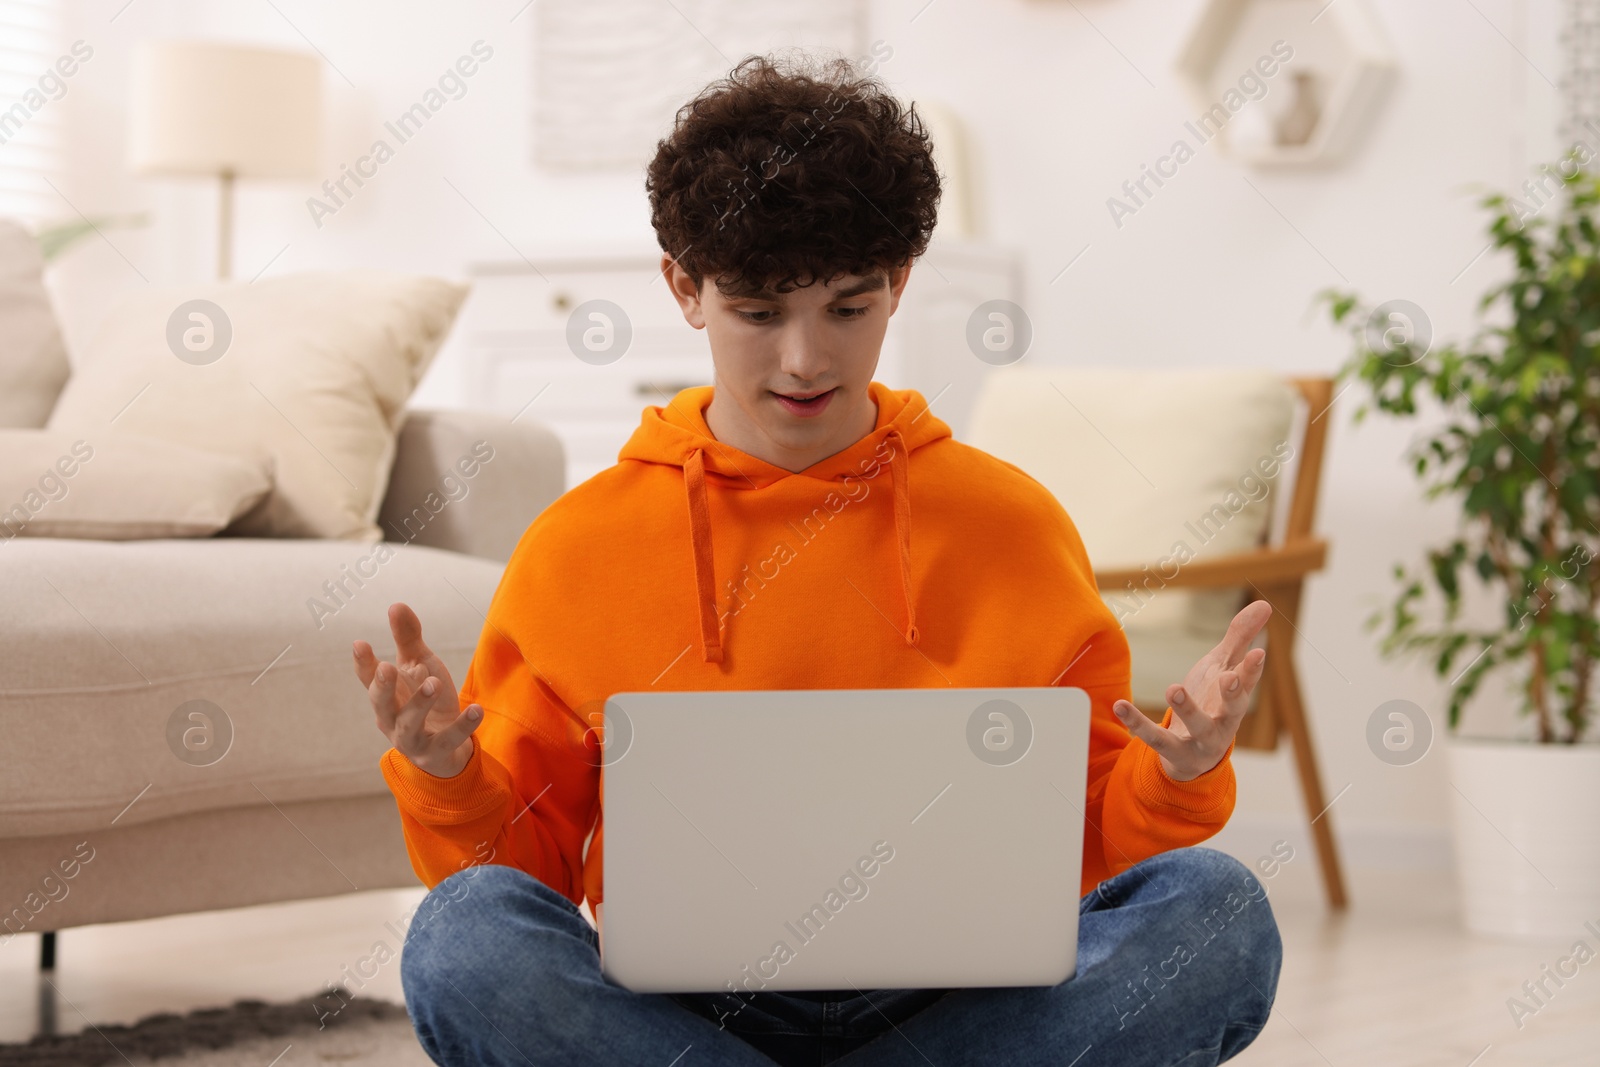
top-left (776, 320), bottom-right (831, 381)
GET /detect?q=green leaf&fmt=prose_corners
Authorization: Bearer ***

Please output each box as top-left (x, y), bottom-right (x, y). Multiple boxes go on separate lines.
top-left (1325, 153), bottom-right (1600, 744)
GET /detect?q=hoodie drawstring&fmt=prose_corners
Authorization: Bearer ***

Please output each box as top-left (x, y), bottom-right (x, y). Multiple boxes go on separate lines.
top-left (684, 447), bottom-right (725, 663)
top-left (683, 432), bottom-right (920, 664)
top-left (886, 428), bottom-right (919, 647)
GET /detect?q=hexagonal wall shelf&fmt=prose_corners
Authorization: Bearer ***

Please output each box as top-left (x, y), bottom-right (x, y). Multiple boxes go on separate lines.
top-left (1174, 0), bottom-right (1397, 166)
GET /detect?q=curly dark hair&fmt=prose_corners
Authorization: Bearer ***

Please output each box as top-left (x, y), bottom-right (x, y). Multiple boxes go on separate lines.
top-left (646, 50), bottom-right (942, 296)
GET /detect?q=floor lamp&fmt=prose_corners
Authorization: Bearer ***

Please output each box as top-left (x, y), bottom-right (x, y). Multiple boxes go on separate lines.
top-left (129, 41), bottom-right (321, 280)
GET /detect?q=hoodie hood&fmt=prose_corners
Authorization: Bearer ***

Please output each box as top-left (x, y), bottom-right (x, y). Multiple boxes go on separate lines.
top-left (617, 380), bottom-right (953, 664)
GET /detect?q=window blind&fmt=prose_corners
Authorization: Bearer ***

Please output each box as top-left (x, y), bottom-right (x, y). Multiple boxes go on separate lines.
top-left (0, 0), bottom-right (63, 225)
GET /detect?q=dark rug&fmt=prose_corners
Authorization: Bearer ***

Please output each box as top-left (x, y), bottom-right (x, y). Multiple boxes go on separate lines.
top-left (0, 987), bottom-right (410, 1066)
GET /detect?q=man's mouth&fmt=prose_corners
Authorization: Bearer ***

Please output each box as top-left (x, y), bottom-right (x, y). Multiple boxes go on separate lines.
top-left (771, 386), bottom-right (838, 416)
top-left (772, 387), bottom-right (835, 403)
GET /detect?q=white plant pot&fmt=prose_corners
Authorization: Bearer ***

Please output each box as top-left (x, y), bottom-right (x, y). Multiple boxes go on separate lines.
top-left (1446, 735), bottom-right (1600, 937)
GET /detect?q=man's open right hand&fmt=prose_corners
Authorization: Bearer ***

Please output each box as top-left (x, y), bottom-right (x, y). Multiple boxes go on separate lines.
top-left (353, 602), bottom-right (482, 779)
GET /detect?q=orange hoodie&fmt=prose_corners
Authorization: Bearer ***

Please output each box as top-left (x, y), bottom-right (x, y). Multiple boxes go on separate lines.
top-left (380, 381), bottom-right (1236, 928)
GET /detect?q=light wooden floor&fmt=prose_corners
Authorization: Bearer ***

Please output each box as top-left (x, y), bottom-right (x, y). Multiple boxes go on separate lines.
top-left (1228, 863), bottom-right (1598, 1066)
top-left (0, 859), bottom-right (1594, 1064)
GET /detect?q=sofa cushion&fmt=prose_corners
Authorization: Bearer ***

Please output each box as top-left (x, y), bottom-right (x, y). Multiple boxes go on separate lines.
top-left (46, 271), bottom-right (468, 542)
top-left (0, 219), bottom-right (71, 428)
top-left (0, 537), bottom-right (504, 837)
top-left (0, 428), bottom-right (273, 540)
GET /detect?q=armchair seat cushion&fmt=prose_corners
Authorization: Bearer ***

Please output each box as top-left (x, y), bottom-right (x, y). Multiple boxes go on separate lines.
top-left (0, 537), bottom-right (502, 838)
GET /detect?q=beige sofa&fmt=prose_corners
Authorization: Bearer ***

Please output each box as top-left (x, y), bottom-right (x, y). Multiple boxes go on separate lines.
top-left (0, 408), bottom-right (565, 940)
top-left (0, 221), bottom-right (566, 948)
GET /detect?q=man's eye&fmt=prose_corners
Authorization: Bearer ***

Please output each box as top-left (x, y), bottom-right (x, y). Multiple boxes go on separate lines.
top-left (835, 306), bottom-right (869, 318)
top-left (736, 309), bottom-right (776, 323)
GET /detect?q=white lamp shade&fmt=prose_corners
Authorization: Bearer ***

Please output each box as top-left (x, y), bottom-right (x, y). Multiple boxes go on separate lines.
top-left (129, 41), bottom-right (320, 179)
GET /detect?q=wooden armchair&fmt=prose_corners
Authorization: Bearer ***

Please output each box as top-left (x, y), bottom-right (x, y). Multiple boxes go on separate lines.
top-left (965, 370), bottom-right (1345, 910)
top-left (1094, 377), bottom-right (1345, 909)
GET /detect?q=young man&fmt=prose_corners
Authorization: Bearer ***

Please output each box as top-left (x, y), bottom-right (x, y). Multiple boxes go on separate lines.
top-left (356, 53), bottom-right (1281, 1067)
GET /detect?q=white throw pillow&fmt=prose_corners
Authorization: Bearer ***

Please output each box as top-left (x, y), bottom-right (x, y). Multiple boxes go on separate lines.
top-left (0, 429), bottom-right (273, 540)
top-left (46, 271), bottom-right (468, 541)
top-left (0, 219), bottom-right (71, 428)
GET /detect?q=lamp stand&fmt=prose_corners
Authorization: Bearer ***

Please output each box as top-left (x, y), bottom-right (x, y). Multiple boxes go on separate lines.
top-left (217, 169), bottom-right (235, 280)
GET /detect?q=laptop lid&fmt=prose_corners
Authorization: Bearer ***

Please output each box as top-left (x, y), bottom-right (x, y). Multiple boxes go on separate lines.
top-left (598, 686), bottom-right (1091, 994)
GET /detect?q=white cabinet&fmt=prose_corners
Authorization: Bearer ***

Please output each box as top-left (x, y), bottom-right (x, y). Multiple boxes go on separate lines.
top-left (459, 240), bottom-right (1020, 488)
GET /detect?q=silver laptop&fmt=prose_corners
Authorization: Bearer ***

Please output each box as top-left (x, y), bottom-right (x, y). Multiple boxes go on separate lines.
top-left (598, 687), bottom-right (1091, 994)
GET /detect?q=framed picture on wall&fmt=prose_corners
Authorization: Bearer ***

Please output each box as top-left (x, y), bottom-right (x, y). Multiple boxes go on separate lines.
top-left (531, 0), bottom-right (867, 170)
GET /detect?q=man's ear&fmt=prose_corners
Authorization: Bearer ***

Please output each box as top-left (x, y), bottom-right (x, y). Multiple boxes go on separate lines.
top-left (661, 253), bottom-right (707, 329)
top-left (886, 260), bottom-right (913, 316)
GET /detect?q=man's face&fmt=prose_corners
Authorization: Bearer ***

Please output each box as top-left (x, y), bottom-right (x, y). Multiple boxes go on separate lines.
top-left (663, 258), bottom-right (912, 472)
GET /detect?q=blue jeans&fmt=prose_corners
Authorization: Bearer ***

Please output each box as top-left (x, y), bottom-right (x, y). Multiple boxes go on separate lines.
top-left (401, 846), bottom-right (1281, 1066)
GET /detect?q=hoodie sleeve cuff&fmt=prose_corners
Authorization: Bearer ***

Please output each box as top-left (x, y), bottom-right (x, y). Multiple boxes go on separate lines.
top-left (1130, 708), bottom-right (1236, 817)
top-left (380, 735), bottom-right (510, 824)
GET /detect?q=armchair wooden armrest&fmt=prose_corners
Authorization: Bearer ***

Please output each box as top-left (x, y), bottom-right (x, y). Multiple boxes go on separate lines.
top-left (1094, 538), bottom-right (1328, 592)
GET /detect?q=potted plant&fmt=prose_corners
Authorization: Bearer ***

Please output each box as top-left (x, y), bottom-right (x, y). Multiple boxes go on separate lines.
top-left (1318, 151), bottom-right (1600, 937)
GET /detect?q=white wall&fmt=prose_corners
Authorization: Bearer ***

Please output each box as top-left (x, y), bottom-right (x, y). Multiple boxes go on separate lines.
top-left (47, 0), bottom-right (1568, 872)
